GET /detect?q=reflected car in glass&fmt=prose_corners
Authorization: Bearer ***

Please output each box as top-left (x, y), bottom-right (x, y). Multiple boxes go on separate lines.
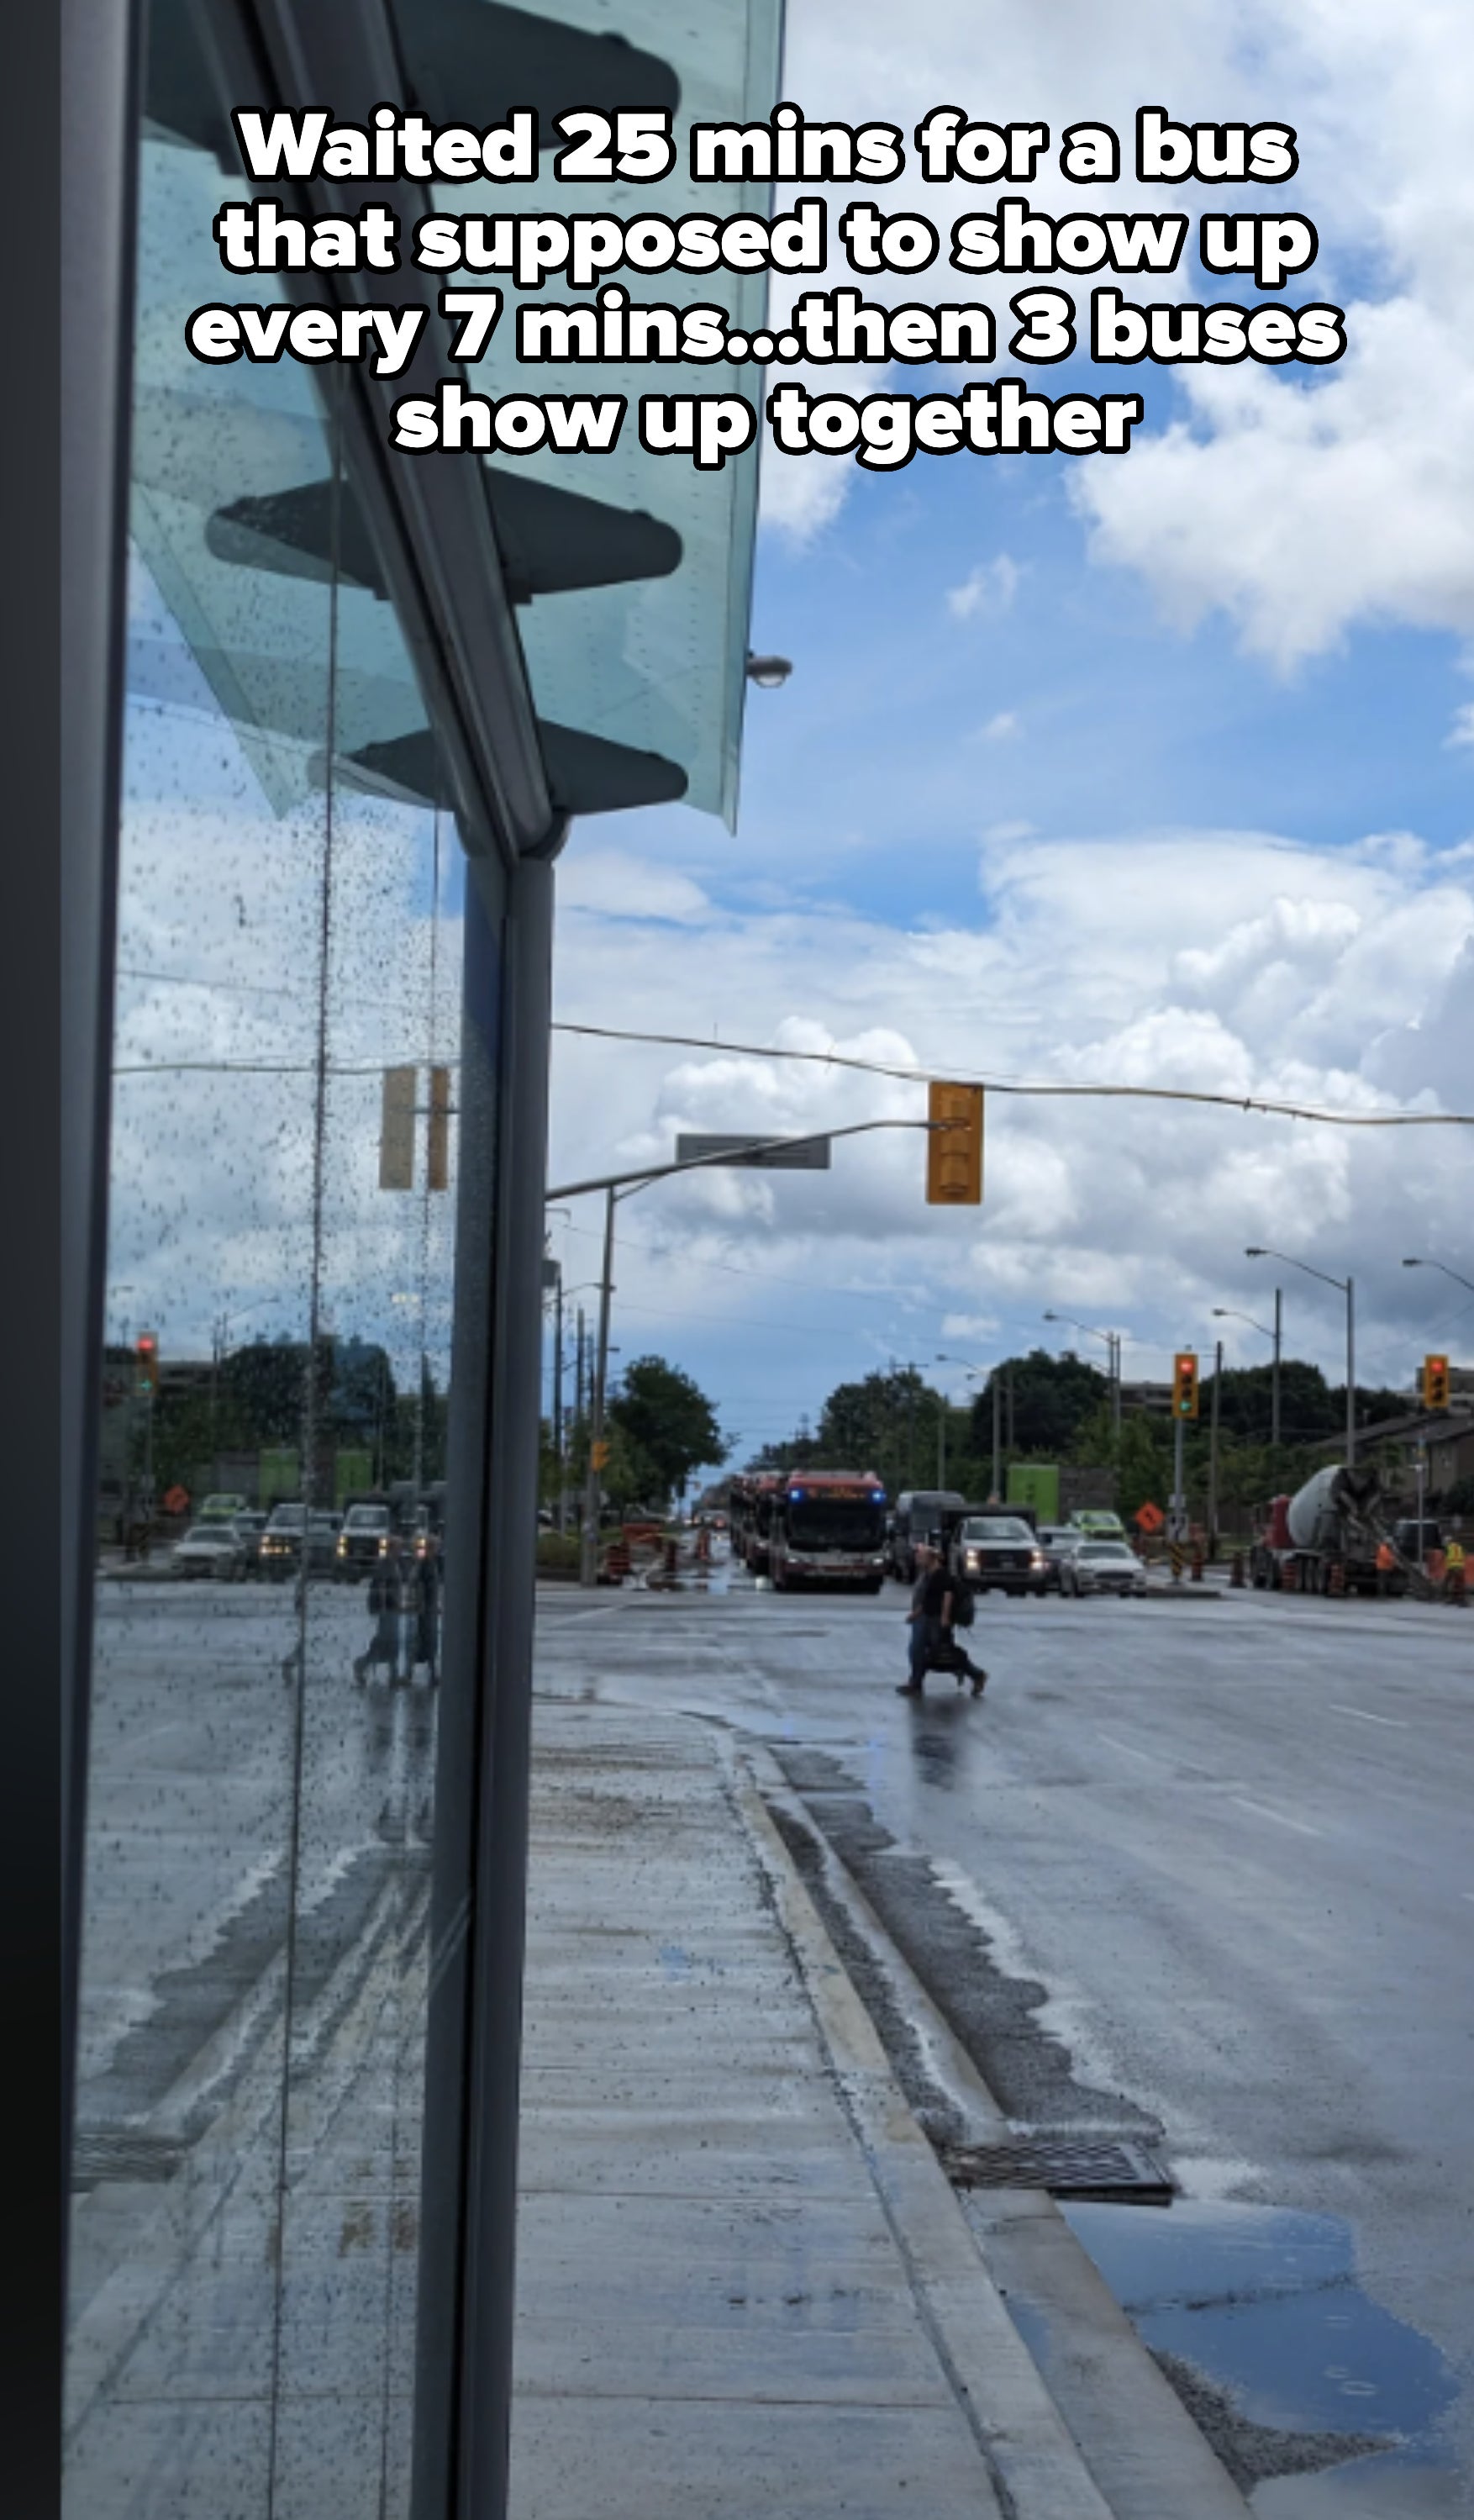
top-left (1061, 1539), bottom-right (1148, 1597)
top-left (259, 1504), bottom-right (343, 1580)
top-left (171, 1521), bottom-right (249, 1582)
top-left (336, 1502), bottom-right (396, 1580)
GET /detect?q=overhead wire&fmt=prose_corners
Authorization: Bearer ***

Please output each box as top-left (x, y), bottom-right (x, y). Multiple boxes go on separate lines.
top-left (552, 1020), bottom-right (1471, 1129)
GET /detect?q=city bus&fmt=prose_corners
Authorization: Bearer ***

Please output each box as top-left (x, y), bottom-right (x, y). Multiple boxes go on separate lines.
top-left (768, 1470), bottom-right (888, 1592)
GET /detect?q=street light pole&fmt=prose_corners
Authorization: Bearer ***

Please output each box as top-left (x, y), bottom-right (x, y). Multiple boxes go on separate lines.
top-left (580, 1186), bottom-right (618, 1589)
top-left (1208, 1336), bottom-right (1222, 1558)
top-left (1246, 1249), bottom-right (1354, 1468)
top-left (1272, 1285), bottom-right (1282, 1450)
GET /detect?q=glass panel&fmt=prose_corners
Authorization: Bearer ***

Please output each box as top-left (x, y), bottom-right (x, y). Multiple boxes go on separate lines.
top-left (388, 0), bottom-right (784, 822)
top-left (66, 51), bottom-right (483, 2518)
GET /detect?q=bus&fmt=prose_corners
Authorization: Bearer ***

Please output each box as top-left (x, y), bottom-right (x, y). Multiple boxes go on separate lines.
top-left (768, 1471), bottom-right (888, 1593)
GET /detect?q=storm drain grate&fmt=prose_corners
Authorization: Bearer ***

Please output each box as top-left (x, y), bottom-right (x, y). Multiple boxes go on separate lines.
top-left (71, 2127), bottom-right (187, 2191)
top-left (939, 2133), bottom-right (1174, 2204)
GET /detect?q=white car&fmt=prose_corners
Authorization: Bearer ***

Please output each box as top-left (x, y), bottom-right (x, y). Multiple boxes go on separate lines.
top-left (1061, 1539), bottom-right (1147, 1598)
top-left (171, 1522), bottom-right (247, 1581)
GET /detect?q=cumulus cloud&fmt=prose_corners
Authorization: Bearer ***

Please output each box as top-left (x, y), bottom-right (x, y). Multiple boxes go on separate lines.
top-left (549, 827), bottom-right (1474, 1442)
top-left (759, 0), bottom-right (1474, 667)
top-left (977, 710), bottom-right (1020, 742)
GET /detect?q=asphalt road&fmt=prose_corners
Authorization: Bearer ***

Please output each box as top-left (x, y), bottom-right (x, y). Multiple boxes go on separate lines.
top-left (533, 1565), bottom-right (1474, 2511)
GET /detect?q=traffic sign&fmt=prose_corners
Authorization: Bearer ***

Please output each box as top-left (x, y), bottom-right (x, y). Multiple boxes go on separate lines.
top-left (590, 1439), bottom-right (611, 1470)
top-left (675, 1133), bottom-right (831, 1169)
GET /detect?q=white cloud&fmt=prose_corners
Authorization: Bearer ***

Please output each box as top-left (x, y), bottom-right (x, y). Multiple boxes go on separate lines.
top-left (1446, 703), bottom-right (1474, 750)
top-left (947, 556), bottom-right (1020, 620)
top-left (548, 819), bottom-right (1474, 1449)
top-left (558, 850), bottom-right (715, 925)
top-left (760, 0), bottom-right (1474, 664)
top-left (978, 710), bottom-right (1020, 743)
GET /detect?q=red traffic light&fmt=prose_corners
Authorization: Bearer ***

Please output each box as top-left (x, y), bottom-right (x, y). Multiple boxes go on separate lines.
top-left (1171, 1352), bottom-right (1199, 1419)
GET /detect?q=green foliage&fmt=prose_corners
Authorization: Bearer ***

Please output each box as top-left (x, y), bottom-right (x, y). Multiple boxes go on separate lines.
top-left (969, 1348), bottom-right (1108, 1458)
top-left (607, 1355), bottom-right (727, 1503)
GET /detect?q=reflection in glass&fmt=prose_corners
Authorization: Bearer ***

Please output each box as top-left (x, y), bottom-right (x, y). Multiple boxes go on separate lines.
top-left (66, 98), bottom-right (468, 2520)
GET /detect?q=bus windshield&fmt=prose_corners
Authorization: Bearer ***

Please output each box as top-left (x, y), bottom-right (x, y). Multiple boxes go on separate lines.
top-left (787, 1499), bottom-right (884, 1550)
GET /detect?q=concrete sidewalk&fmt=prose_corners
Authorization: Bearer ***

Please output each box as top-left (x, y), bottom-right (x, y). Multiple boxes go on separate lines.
top-left (508, 1696), bottom-right (1248, 2520)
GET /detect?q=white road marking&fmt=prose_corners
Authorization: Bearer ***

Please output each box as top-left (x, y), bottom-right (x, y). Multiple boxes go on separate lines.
top-left (1097, 1732), bottom-right (1165, 1767)
top-left (1328, 1703), bottom-right (1408, 1730)
top-left (1229, 1795), bottom-right (1324, 1839)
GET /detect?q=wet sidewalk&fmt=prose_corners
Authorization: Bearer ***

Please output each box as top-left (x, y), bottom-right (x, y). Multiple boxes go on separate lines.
top-left (508, 1696), bottom-right (1248, 2520)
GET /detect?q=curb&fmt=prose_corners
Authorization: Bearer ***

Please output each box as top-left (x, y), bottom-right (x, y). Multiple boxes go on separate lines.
top-left (726, 1737), bottom-right (1253, 2520)
top-left (726, 1741), bottom-right (1120, 2520)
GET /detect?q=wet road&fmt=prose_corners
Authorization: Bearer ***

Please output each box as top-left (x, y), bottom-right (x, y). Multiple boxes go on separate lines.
top-left (533, 1568), bottom-right (1474, 2512)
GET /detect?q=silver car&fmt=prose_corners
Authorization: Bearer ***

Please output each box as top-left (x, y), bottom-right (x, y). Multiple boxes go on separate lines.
top-left (171, 1522), bottom-right (247, 1582)
top-left (1061, 1539), bottom-right (1147, 1598)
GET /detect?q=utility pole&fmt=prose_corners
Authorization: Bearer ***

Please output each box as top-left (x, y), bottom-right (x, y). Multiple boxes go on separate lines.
top-left (1005, 1368), bottom-right (1015, 1456)
top-left (1271, 1287), bottom-right (1282, 1451)
top-left (936, 1393), bottom-right (945, 1489)
top-left (1208, 1336), bottom-right (1222, 1559)
top-left (1345, 1277), bottom-right (1356, 1468)
top-left (991, 1373), bottom-right (1002, 1500)
top-left (580, 1186), bottom-right (617, 1588)
top-left (552, 1267), bottom-right (565, 1533)
top-left (1111, 1332), bottom-right (1122, 1436)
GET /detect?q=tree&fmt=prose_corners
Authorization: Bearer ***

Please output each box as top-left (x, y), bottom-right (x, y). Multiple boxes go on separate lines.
top-left (969, 1348), bottom-right (1108, 1458)
top-left (607, 1356), bottom-right (727, 1504)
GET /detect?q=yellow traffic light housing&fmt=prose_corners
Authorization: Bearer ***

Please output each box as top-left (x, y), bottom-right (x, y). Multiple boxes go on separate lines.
top-left (135, 1332), bottom-right (160, 1399)
top-left (926, 1082), bottom-right (984, 1205)
top-left (1171, 1351), bottom-right (1199, 1419)
top-left (1423, 1352), bottom-right (1450, 1411)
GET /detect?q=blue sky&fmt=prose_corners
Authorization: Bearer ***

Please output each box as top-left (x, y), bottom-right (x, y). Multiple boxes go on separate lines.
top-left (545, 0), bottom-right (1474, 1468)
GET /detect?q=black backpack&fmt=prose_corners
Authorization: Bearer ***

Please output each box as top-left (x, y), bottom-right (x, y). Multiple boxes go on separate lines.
top-left (950, 1574), bottom-right (976, 1627)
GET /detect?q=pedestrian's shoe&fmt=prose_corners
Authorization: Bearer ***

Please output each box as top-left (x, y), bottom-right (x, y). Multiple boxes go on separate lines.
top-left (895, 1682), bottom-right (924, 1695)
top-left (971, 1669), bottom-right (988, 1696)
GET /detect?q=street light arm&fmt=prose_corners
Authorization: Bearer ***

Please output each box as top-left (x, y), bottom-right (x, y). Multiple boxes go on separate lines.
top-left (546, 1116), bottom-right (943, 1205)
top-left (1246, 1247), bottom-right (1347, 1295)
top-left (1403, 1257), bottom-right (1474, 1295)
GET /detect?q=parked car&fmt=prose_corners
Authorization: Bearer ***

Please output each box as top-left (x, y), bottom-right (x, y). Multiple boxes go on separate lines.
top-left (336, 1502), bottom-right (395, 1579)
top-left (949, 1513), bottom-right (1047, 1597)
top-left (171, 1521), bottom-right (248, 1581)
top-left (1036, 1524), bottom-right (1086, 1592)
top-left (1061, 1539), bottom-right (1147, 1598)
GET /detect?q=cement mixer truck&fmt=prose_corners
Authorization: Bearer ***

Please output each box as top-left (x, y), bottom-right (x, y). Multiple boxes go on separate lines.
top-left (1249, 1463), bottom-right (1408, 1598)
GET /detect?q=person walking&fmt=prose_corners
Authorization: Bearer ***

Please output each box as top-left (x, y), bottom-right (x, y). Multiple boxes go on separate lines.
top-left (355, 1556), bottom-right (403, 1684)
top-left (898, 1543), bottom-right (987, 1698)
top-left (1375, 1538), bottom-right (1396, 1599)
top-left (409, 1542), bottom-right (442, 1683)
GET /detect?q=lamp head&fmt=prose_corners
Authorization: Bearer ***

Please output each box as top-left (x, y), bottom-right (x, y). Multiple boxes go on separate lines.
top-left (745, 653), bottom-right (792, 689)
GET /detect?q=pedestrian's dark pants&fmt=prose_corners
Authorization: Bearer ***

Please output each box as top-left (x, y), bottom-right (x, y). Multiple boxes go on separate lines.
top-left (908, 1616), bottom-right (942, 1689)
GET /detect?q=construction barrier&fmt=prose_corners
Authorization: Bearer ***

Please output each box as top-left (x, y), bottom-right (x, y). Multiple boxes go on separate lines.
top-left (1328, 1558), bottom-right (1346, 1597)
top-left (1170, 1542), bottom-right (1184, 1584)
top-left (1229, 1551), bottom-right (1245, 1588)
top-left (1190, 1541), bottom-right (1204, 1584)
top-left (1282, 1557), bottom-right (1300, 1593)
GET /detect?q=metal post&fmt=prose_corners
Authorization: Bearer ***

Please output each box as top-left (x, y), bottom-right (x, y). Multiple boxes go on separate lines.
top-left (1271, 1287), bottom-right (1282, 1450)
top-left (1006, 1369), bottom-right (1015, 1455)
top-left (1111, 1333), bottom-right (1122, 1435)
top-left (1208, 1338), bottom-right (1222, 1559)
top-left (1172, 1415), bottom-right (1186, 1537)
top-left (551, 1266), bottom-right (564, 1532)
top-left (580, 1186), bottom-right (617, 1587)
top-left (1345, 1277), bottom-right (1356, 1468)
top-left (991, 1373), bottom-right (1002, 1499)
top-left (936, 1393), bottom-right (945, 1490)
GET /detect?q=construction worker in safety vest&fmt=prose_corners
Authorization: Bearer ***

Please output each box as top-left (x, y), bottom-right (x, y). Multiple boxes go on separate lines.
top-left (1375, 1538), bottom-right (1396, 1599)
top-left (1444, 1536), bottom-right (1467, 1606)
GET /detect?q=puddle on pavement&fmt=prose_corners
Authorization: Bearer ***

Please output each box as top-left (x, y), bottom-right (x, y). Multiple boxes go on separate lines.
top-left (1059, 2197), bottom-right (1462, 2512)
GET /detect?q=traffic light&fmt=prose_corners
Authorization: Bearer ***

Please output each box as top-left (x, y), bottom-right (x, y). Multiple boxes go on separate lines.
top-left (135, 1332), bottom-right (160, 1400)
top-left (1171, 1352), bottom-right (1199, 1419)
top-left (926, 1082), bottom-right (984, 1205)
top-left (1423, 1353), bottom-right (1450, 1411)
